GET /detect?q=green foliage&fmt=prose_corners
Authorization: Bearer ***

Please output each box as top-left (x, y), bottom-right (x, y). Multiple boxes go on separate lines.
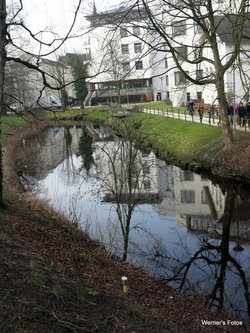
top-left (70, 56), bottom-right (88, 108)
top-left (78, 130), bottom-right (94, 173)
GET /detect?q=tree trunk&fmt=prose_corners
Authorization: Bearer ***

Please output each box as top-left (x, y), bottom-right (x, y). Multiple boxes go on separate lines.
top-left (216, 74), bottom-right (235, 149)
top-left (0, 0), bottom-right (6, 208)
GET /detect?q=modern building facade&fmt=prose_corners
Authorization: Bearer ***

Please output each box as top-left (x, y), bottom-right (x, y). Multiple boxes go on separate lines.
top-left (83, 1), bottom-right (250, 107)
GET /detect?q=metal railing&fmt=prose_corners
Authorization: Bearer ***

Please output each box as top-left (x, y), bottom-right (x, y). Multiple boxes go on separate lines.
top-left (124, 104), bottom-right (248, 132)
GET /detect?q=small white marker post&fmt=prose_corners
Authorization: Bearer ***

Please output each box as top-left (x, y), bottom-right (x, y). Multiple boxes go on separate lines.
top-left (121, 276), bottom-right (128, 293)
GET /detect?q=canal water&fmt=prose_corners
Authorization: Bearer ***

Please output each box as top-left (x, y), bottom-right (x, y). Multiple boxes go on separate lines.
top-left (23, 125), bottom-right (250, 327)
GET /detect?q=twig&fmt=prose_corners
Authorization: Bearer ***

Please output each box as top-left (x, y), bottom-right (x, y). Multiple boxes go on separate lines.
top-left (52, 312), bottom-right (98, 332)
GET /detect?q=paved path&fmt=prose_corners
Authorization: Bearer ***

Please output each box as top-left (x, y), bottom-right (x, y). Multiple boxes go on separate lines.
top-left (126, 105), bottom-right (249, 132)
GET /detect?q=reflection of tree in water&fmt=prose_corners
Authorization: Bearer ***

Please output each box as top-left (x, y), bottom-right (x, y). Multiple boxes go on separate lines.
top-left (78, 129), bottom-right (94, 174)
top-left (95, 119), bottom-right (162, 261)
top-left (162, 185), bottom-right (250, 322)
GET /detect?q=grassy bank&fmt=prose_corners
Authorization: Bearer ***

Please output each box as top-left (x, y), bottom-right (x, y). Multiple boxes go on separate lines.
top-left (68, 107), bottom-right (250, 179)
top-left (70, 107), bottom-right (224, 169)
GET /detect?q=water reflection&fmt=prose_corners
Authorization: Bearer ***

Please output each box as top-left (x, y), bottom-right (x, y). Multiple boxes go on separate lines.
top-left (23, 125), bottom-right (250, 326)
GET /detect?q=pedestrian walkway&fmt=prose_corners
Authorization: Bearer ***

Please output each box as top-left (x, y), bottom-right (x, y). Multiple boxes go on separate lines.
top-left (125, 105), bottom-right (248, 132)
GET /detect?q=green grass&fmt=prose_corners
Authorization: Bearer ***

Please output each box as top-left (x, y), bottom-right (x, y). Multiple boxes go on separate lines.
top-left (47, 106), bottom-right (223, 163)
top-left (45, 108), bottom-right (86, 120)
top-left (116, 112), bottom-right (222, 161)
top-left (2, 114), bottom-right (33, 135)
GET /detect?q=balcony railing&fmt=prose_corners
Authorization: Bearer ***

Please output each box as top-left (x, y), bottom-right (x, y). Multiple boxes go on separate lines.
top-left (96, 86), bottom-right (153, 96)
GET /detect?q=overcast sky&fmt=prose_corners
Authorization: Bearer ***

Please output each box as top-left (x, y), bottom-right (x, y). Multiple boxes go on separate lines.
top-left (17, 0), bottom-right (123, 55)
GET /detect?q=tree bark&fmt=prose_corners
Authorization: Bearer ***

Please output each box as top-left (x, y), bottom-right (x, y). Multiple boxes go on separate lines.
top-left (216, 74), bottom-right (235, 148)
top-left (0, 0), bottom-right (6, 208)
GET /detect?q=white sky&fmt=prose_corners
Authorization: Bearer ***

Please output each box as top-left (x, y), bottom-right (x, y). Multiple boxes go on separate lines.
top-left (11, 0), bottom-right (123, 55)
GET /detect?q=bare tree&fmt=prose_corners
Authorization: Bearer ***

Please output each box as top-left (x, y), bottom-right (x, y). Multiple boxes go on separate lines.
top-left (161, 186), bottom-right (250, 318)
top-left (94, 117), bottom-right (163, 260)
top-left (0, 0), bottom-right (83, 207)
top-left (92, 0), bottom-right (250, 147)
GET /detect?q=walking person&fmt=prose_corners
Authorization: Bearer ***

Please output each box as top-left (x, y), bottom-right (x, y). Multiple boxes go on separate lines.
top-left (238, 102), bottom-right (245, 127)
top-left (246, 102), bottom-right (250, 129)
top-left (208, 104), bottom-right (215, 125)
top-left (187, 99), bottom-right (195, 121)
top-left (198, 103), bottom-right (204, 123)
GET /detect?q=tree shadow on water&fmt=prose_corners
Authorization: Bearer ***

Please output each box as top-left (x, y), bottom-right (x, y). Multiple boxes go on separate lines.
top-left (162, 184), bottom-right (250, 324)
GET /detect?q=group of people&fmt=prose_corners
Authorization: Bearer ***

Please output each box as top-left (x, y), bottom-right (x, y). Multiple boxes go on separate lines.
top-left (187, 100), bottom-right (218, 125)
top-left (186, 100), bottom-right (250, 128)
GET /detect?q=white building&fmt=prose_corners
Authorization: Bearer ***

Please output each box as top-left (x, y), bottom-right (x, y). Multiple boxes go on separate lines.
top-left (5, 55), bottom-right (75, 111)
top-left (84, 6), bottom-right (155, 105)
top-left (83, 1), bottom-right (250, 107)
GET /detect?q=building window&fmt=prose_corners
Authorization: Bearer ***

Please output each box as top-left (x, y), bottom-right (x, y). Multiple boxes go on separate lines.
top-left (196, 69), bottom-right (203, 80)
top-left (172, 20), bottom-right (186, 36)
top-left (181, 190), bottom-right (195, 204)
top-left (144, 179), bottom-right (151, 190)
top-left (134, 42), bottom-right (142, 53)
top-left (166, 75), bottom-right (169, 87)
top-left (175, 46), bottom-right (187, 60)
top-left (122, 62), bottom-right (130, 72)
top-left (194, 46), bottom-right (203, 60)
top-left (133, 26), bottom-right (140, 36)
top-left (120, 28), bottom-right (128, 38)
top-left (197, 91), bottom-right (202, 100)
top-left (165, 57), bottom-right (168, 68)
top-left (174, 71), bottom-right (187, 86)
top-left (83, 36), bottom-right (90, 45)
top-left (201, 190), bottom-right (208, 204)
top-left (143, 164), bottom-right (150, 174)
top-left (180, 170), bottom-right (194, 181)
top-left (135, 60), bottom-right (143, 70)
top-left (121, 44), bottom-right (129, 54)
top-left (169, 0), bottom-right (185, 7)
top-left (194, 22), bottom-right (203, 34)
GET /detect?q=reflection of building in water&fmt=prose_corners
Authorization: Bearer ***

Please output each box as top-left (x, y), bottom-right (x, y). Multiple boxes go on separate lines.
top-left (156, 164), bottom-right (176, 216)
top-left (173, 168), bottom-right (225, 231)
top-left (85, 124), bottom-right (113, 141)
top-left (25, 127), bottom-right (83, 180)
top-left (93, 140), bottom-right (167, 203)
top-left (172, 168), bottom-right (250, 241)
